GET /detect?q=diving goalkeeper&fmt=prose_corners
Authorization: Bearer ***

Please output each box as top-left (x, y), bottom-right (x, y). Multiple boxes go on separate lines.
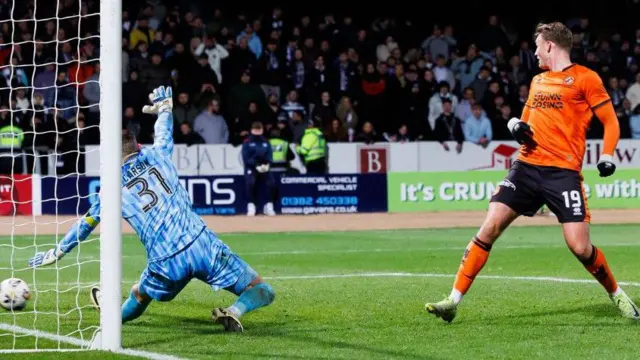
top-left (29, 86), bottom-right (274, 332)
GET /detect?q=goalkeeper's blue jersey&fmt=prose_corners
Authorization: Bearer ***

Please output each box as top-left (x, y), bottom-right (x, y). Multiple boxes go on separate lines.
top-left (84, 112), bottom-right (206, 262)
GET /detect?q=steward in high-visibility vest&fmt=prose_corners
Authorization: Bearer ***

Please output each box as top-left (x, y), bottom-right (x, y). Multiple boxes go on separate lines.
top-left (0, 125), bottom-right (24, 148)
top-left (268, 127), bottom-right (294, 172)
top-left (297, 119), bottom-right (327, 174)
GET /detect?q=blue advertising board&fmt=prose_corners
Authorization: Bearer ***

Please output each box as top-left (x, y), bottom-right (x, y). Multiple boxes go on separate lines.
top-left (41, 175), bottom-right (95, 215)
top-left (278, 174), bottom-right (387, 214)
top-left (41, 174), bottom-right (388, 215)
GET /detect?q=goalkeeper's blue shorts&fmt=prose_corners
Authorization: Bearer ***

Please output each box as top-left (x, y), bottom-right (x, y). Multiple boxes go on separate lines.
top-left (138, 228), bottom-right (258, 302)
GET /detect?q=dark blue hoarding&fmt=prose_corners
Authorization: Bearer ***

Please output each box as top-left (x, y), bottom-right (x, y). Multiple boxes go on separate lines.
top-left (278, 174), bottom-right (387, 214)
top-left (41, 174), bottom-right (388, 215)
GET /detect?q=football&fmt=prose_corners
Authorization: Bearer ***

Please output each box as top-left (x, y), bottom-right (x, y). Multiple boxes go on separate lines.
top-left (0, 278), bottom-right (31, 311)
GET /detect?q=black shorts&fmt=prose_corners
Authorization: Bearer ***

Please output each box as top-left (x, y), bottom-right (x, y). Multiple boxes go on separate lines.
top-left (490, 161), bottom-right (590, 223)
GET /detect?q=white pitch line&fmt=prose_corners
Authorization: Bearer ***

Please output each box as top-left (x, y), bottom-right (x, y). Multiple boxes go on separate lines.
top-left (2, 272), bottom-right (639, 358)
top-left (24, 272), bottom-right (640, 288)
top-left (240, 242), bottom-right (640, 256)
top-left (4, 243), bottom-right (640, 263)
top-left (0, 323), bottom-right (187, 360)
top-left (262, 272), bottom-right (640, 287)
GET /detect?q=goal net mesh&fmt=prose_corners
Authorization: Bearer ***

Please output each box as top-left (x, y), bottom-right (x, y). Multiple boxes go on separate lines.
top-left (0, 0), bottom-right (102, 351)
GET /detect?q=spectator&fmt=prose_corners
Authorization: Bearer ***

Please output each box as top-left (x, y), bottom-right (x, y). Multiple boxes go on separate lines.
top-left (428, 81), bottom-right (459, 131)
top-left (194, 35), bottom-right (229, 84)
top-left (257, 39), bottom-right (285, 99)
top-left (434, 99), bottom-right (464, 152)
top-left (287, 49), bottom-right (308, 99)
top-left (311, 91), bottom-right (336, 129)
top-left (336, 96), bottom-right (358, 141)
top-left (173, 92), bottom-right (198, 126)
top-left (193, 98), bottom-right (229, 144)
top-left (626, 72), bottom-right (640, 111)
top-left (493, 104), bottom-right (514, 140)
top-left (233, 101), bottom-right (263, 144)
top-left (354, 121), bottom-right (380, 144)
top-left (508, 55), bottom-right (528, 86)
top-left (228, 70), bottom-right (267, 121)
top-left (129, 17), bottom-right (155, 50)
top-left (464, 104), bottom-right (493, 148)
top-left (325, 119), bottom-right (348, 143)
top-left (83, 64), bottom-right (100, 119)
top-left (141, 53), bottom-right (169, 93)
top-left (455, 87), bottom-right (476, 123)
top-left (471, 67), bottom-right (493, 104)
top-left (630, 105), bottom-right (640, 139)
top-left (393, 124), bottom-right (411, 143)
top-left (289, 110), bottom-right (307, 144)
top-left (193, 53), bottom-right (219, 92)
top-left (421, 25), bottom-right (456, 62)
top-left (236, 23), bottom-right (262, 59)
top-left (176, 123), bottom-right (205, 145)
top-left (607, 77), bottom-right (624, 108)
top-left (281, 90), bottom-right (305, 119)
top-left (616, 99), bottom-right (633, 139)
top-left (452, 44), bottom-right (484, 90)
top-left (432, 55), bottom-right (455, 90)
top-left (55, 72), bottom-right (78, 121)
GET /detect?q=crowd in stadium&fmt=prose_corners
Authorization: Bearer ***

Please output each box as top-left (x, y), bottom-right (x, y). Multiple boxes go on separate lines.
top-left (0, 0), bottom-right (640, 163)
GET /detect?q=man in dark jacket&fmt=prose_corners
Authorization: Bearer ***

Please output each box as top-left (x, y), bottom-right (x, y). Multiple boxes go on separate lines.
top-left (242, 122), bottom-right (276, 216)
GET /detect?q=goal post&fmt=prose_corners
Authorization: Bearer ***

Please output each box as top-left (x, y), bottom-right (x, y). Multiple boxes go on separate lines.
top-left (99, 0), bottom-right (123, 352)
top-left (0, 0), bottom-right (123, 353)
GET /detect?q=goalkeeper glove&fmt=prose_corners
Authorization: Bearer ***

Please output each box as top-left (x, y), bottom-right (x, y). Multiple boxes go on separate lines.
top-left (142, 86), bottom-right (173, 115)
top-left (29, 246), bottom-right (65, 268)
top-left (507, 118), bottom-right (536, 148)
top-left (597, 154), bottom-right (616, 177)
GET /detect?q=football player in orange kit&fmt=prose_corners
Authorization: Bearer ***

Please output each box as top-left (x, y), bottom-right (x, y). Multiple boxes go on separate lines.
top-left (425, 22), bottom-right (639, 322)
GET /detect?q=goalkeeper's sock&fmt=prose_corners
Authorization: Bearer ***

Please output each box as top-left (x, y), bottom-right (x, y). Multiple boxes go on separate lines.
top-left (121, 290), bottom-right (151, 323)
top-left (581, 245), bottom-right (619, 294)
top-left (451, 237), bottom-right (492, 304)
top-left (227, 283), bottom-right (275, 318)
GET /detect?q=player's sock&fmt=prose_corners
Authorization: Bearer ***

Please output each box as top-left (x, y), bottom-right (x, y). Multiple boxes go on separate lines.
top-left (451, 237), bottom-right (492, 304)
top-left (121, 290), bottom-right (151, 323)
top-left (581, 245), bottom-right (619, 294)
top-left (227, 283), bottom-right (275, 318)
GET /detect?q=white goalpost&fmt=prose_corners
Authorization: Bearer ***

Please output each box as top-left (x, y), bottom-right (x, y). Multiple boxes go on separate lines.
top-left (0, 0), bottom-right (122, 353)
top-left (99, 0), bottom-right (122, 352)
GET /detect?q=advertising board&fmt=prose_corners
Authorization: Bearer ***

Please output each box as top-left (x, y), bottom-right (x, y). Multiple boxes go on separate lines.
top-left (387, 170), bottom-right (640, 212)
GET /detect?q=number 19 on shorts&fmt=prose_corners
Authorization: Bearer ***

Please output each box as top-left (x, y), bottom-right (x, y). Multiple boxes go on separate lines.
top-left (561, 190), bottom-right (582, 209)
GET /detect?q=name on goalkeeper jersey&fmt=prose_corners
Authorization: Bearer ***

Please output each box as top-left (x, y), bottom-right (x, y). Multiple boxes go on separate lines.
top-left (122, 159), bottom-right (150, 183)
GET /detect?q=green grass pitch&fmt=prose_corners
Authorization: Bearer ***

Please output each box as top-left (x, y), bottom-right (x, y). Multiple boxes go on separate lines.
top-left (1, 224), bottom-right (640, 359)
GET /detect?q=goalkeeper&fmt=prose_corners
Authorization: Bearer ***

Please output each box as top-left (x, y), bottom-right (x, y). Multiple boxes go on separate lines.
top-left (29, 86), bottom-right (274, 332)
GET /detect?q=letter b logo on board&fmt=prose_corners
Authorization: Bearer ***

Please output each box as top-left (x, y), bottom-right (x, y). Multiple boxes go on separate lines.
top-left (359, 147), bottom-right (388, 173)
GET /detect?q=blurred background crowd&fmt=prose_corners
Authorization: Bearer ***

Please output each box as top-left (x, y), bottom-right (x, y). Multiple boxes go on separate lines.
top-left (1, 0), bottom-right (640, 174)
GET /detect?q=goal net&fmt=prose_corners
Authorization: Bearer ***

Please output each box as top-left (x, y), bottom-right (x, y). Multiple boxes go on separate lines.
top-left (0, 0), bottom-right (121, 353)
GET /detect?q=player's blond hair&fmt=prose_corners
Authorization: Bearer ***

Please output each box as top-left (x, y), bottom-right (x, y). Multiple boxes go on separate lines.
top-left (534, 22), bottom-right (573, 51)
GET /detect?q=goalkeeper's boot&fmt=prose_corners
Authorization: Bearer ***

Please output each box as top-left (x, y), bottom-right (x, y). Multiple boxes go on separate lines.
top-left (425, 297), bottom-right (457, 323)
top-left (610, 290), bottom-right (640, 320)
top-left (212, 307), bottom-right (244, 332)
top-left (90, 287), bottom-right (101, 311)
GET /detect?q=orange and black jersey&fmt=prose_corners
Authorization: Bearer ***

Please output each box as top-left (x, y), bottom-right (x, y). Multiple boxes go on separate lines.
top-left (517, 64), bottom-right (619, 172)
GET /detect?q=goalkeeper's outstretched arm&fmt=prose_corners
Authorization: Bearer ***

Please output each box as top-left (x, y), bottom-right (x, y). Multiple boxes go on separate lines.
top-left (28, 200), bottom-right (101, 268)
top-left (152, 110), bottom-right (174, 155)
top-left (144, 86), bottom-right (174, 156)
